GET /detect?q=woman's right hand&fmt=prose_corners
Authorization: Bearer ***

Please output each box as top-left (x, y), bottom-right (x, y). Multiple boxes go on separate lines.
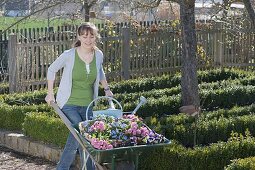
top-left (45, 93), bottom-right (55, 105)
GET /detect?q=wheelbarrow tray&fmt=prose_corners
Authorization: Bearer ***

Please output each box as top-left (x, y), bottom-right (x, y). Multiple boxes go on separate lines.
top-left (73, 126), bottom-right (171, 164)
top-left (50, 101), bottom-right (171, 167)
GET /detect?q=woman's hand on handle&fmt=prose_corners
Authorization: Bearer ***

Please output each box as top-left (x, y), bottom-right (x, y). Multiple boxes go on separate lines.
top-left (105, 89), bottom-right (113, 97)
top-left (45, 93), bottom-right (55, 105)
top-left (45, 80), bottom-right (55, 105)
top-left (100, 79), bottom-right (113, 97)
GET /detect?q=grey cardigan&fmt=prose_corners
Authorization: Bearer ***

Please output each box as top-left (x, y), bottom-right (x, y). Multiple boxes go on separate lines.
top-left (47, 48), bottom-right (106, 108)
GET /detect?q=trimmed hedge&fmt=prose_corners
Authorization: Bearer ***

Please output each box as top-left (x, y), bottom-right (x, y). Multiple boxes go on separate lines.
top-left (139, 134), bottom-right (255, 170)
top-left (225, 156), bottom-right (255, 170)
top-left (147, 104), bottom-right (255, 133)
top-left (0, 83), bottom-right (8, 94)
top-left (159, 114), bottom-right (255, 147)
top-left (105, 68), bottom-right (252, 94)
top-left (200, 85), bottom-right (255, 111)
top-left (1, 69), bottom-right (253, 107)
top-left (0, 68), bottom-right (252, 97)
top-left (0, 104), bottom-right (54, 130)
top-left (0, 89), bottom-right (49, 105)
top-left (200, 104), bottom-right (255, 121)
top-left (121, 85), bottom-right (255, 117)
top-left (23, 112), bottom-right (68, 147)
top-left (113, 79), bottom-right (244, 106)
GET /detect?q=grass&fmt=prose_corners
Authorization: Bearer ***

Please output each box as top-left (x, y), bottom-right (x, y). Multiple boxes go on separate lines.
top-left (0, 16), bottom-right (102, 31)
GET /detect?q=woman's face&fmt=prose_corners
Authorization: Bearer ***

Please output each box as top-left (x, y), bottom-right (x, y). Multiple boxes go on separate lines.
top-left (78, 31), bottom-right (96, 50)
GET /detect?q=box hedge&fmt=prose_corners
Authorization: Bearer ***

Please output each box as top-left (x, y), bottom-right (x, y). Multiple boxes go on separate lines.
top-left (22, 112), bottom-right (68, 147)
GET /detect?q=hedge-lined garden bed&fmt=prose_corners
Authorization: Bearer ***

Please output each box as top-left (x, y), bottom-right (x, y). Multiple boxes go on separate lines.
top-left (2, 68), bottom-right (255, 169)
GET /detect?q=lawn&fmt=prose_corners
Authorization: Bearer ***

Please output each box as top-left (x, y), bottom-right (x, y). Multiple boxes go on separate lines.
top-left (0, 16), bottom-right (102, 30)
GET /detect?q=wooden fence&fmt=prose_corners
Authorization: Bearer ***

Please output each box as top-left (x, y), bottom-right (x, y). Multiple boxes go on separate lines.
top-left (4, 20), bottom-right (255, 92)
top-left (0, 30), bottom-right (8, 82)
top-left (0, 20), bottom-right (168, 82)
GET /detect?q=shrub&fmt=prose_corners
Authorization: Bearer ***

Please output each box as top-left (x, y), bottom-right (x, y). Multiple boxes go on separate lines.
top-left (0, 90), bottom-right (49, 105)
top-left (100, 68), bottom-right (252, 95)
top-left (158, 114), bottom-right (255, 147)
top-left (22, 112), bottom-right (68, 147)
top-left (0, 104), bottom-right (53, 130)
top-left (0, 83), bottom-right (8, 94)
top-left (140, 134), bottom-right (255, 170)
top-left (225, 156), bottom-right (255, 170)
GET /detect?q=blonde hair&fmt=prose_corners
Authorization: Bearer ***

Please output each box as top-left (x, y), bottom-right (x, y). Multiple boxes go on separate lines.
top-left (73, 22), bottom-right (100, 47)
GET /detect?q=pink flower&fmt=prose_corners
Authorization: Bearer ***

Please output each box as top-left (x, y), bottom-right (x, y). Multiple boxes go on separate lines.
top-left (131, 122), bottom-right (138, 129)
top-left (107, 144), bottom-right (113, 149)
top-left (93, 143), bottom-right (100, 149)
top-left (92, 121), bottom-right (106, 132)
top-left (101, 145), bottom-right (107, 150)
top-left (136, 129), bottom-right (141, 135)
top-left (98, 121), bottom-right (105, 131)
top-left (99, 140), bottom-right (104, 145)
top-left (127, 129), bottom-right (132, 134)
top-left (91, 138), bottom-right (97, 144)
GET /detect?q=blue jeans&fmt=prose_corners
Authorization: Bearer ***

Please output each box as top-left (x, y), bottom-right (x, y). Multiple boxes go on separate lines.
top-left (56, 104), bottom-right (95, 170)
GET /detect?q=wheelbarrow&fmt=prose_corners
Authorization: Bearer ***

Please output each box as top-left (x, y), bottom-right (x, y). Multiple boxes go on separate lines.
top-left (51, 96), bottom-right (171, 170)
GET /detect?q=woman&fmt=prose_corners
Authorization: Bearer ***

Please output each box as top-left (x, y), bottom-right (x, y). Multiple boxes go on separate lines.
top-left (45, 22), bottom-right (113, 170)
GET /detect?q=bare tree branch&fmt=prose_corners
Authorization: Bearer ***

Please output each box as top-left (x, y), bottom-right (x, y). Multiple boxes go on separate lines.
top-left (88, 0), bottom-right (98, 8)
top-left (135, 0), bottom-right (162, 9)
top-left (243, 0), bottom-right (255, 27)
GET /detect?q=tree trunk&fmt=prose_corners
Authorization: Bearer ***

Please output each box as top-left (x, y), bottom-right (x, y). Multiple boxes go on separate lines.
top-left (243, 0), bottom-right (255, 27)
top-left (84, 2), bottom-right (90, 22)
top-left (179, 1), bottom-right (200, 108)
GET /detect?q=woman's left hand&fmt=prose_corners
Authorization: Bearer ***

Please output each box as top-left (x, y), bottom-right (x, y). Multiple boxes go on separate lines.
top-left (105, 90), bottom-right (113, 97)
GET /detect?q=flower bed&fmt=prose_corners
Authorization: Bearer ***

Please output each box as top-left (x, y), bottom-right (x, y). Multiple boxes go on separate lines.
top-left (79, 114), bottom-right (168, 150)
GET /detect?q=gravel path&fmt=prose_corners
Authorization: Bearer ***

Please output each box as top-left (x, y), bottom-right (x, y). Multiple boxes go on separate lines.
top-left (0, 145), bottom-right (56, 170)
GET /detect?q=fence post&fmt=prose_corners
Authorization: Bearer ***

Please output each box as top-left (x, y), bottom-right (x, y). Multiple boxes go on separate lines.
top-left (121, 27), bottom-right (130, 80)
top-left (8, 34), bottom-right (18, 93)
top-left (214, 23), bottom-right (224, 66)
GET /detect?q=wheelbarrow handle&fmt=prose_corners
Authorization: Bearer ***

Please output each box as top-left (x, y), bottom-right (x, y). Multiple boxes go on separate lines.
top-left (50, 101), bottom-right (88, 149)
top-left (50, 101), bottom-right (72, 127)
top-left (50, 101), bottom-right (104, 169)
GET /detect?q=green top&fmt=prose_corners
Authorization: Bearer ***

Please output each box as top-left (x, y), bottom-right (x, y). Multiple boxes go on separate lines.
top-left (66, 50), bottom-right (97, 106)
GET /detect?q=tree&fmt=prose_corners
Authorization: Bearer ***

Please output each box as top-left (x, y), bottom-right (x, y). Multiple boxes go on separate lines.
top-left (131, 0), bottom-right (255, 112)
top-left (134, 0), bottom-right (200, 110)
top-left (80, 0), bottom-right (98, 22)
top-left (178, 0), bottom-right (200, 109)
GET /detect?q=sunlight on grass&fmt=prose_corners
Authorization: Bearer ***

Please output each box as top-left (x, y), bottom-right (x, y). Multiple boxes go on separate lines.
top-left (0, 16), bottom-right (102, 30)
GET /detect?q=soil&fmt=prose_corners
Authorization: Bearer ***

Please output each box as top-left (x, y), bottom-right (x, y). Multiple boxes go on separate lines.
top-left (0, 145), bottom-right (56, 170)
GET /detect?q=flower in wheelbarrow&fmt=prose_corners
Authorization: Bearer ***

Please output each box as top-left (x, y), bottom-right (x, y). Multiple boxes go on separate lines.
top-left (126, 123), bottom-right (149, 138)
top-left (123, 114), bottom-right (141, 122)
top-left (91, 138), bottom-right (113, 150)
top-left (144, 131), bottom-right (165, 144)
top-left (140, 126), bottom-right (149, 137)
top-left (89, 120), bottom-right (106, 132)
